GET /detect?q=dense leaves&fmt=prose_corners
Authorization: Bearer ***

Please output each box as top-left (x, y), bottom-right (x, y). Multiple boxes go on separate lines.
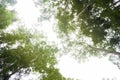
top-left (54, 0), bottom-right (120, 45)
top-left (0, 4), bottom-right (66, 80)
top-left (0, 28), bottom-right (65, 80)
top-left (52, 0), bottom-right (120, 68)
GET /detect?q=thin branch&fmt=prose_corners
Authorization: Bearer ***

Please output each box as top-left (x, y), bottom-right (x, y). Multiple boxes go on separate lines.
top-left (2, 66), bottom-right (23, 80)
top-left (89, 45), bottom-right (120, 56)
top-left (8, 66), bottom-right (23, 79)
top-left (0, 60), bottom-right (23, 80)
top-left (77, 3), bottom-right (91, 17)
top-left (112, 0), bottom-right (120, 6)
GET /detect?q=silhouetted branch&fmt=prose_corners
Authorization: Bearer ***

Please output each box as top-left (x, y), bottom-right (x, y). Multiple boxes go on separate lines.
top-left (113, 0), bottom-right (120, 6)
top-left (7, 66), bottom-right (23, 79)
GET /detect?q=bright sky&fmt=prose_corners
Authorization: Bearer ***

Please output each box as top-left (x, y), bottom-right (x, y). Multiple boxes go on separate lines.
top-left (15, 0), bottom-right (40, 26)
top-left (58, 55), bottom-right (120, 80)
top-left (11, 0), bottom-right (120, 80)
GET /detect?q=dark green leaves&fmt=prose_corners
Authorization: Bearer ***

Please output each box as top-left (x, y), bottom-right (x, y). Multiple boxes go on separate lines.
top-left (54, 0), bottom-right (120, 46)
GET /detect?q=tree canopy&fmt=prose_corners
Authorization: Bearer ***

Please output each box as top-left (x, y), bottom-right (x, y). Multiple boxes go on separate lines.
top-left (52, 0), bottom-right (120, 64)
top-left (54, 0), bottom-right (120, 44)
top-left (0, 4), bottom-right (66, 80)
top-left (1, 0), bottom-right (120, 79)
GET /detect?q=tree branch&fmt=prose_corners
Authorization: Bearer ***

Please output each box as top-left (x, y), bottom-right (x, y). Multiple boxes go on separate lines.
top-left (8, 66), bottom-right (23, 79)
top-left (1, 65), bottom-right (23, 80)
top-left (113, 0), bottom-right (120, 6)
top-left (89, 45), bottom-right (120, 56)
top-left (77, 3), bottom-right (91, 17)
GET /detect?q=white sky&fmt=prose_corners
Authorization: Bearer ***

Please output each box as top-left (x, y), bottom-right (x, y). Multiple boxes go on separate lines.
top-left (11, 0), bottom-right (120, 80)
top-left (15, 0), bottom-right (40, 26)
top-left (58, 55), bottom-right (120, 80)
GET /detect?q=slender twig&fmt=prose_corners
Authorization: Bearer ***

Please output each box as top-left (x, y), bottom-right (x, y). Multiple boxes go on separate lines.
top-left (77, 3), bottom-right (91, 17)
